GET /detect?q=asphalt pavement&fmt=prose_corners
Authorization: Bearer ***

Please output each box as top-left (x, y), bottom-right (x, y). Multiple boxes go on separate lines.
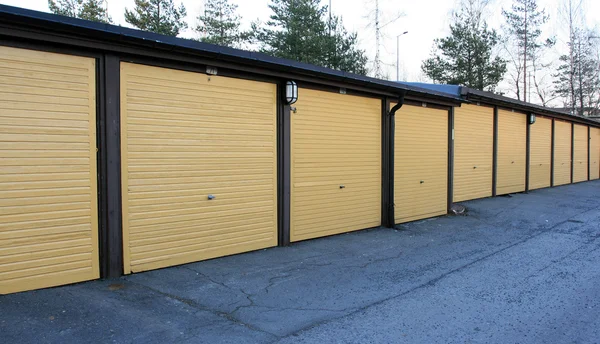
top-left (2, 181), bottom-right (600, 344)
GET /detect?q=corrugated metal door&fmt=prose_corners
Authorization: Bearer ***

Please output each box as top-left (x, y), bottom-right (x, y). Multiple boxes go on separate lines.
top-left (121, 63), bottom-right (277, 273)
top-left (497, 110), bottom-right (526, 195)
top-left (553, 120), bottom-right (572, 186)
top-left (573, 124), bottom-right (588, 182)
top-left (291, 89), bottom-right (381, 242)
top-left (590, 127), bottom-right (600, 180)
top-left (529, 116), bottom-right (552, 190)
top-left (395, 104), bottom-right (447, 224)
top-left (453, 104), bottom-right (493, 202)
top-left (0, 46), bottom-right (99, 294)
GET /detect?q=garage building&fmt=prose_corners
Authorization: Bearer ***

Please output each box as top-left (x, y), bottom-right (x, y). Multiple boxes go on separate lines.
top-left (1, 5), bottom-right (600, 294)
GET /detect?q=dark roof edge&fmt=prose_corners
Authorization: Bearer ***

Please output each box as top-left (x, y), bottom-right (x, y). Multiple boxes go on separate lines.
top-left (464, 88), bottom-right (600, 127)
top-left (0, 5), bottom-right (462, 104)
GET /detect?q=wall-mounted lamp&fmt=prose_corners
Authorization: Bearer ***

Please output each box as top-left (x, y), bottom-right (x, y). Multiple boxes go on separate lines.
top-left (286, 81), bottom-right (298, 105)
top-left (529, 114), bottom-right (536, 125)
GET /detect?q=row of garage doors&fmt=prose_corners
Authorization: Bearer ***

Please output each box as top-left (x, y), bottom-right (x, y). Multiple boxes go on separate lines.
top-left (2, 47), bottom-right (600, 293)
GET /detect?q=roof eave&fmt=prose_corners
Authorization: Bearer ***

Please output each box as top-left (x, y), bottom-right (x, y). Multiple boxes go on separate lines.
top-left (0, 5), bottom-right (462, 105)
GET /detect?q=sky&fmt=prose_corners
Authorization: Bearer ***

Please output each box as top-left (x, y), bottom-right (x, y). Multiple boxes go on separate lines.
top-left (1, 0), bottom-right (599, 103)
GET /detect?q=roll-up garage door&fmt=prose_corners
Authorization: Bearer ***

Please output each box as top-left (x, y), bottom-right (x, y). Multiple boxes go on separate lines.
top-left (553, 120), bottom-right (572, 186)
top-left (291, 89), bottom-right (381, 242)
top-left (591, 127), bottom-right (600, 180)
top-left (573, 124), bottom-right (588, 183)
top-left (121, 63), bottom-right (277, 273)
top-left (497, 110), bottom-right (526, 195)
top-left (395, 104), bottom-right (448, 224)
top-left (453, 104), bottom-right (493, 202)
top-left (0, 46), bottom-right (99, 294)
top-left (529, 116), bottom-right (552, 190)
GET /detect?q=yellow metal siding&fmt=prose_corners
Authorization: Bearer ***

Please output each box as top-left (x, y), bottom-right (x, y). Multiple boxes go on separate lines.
top-left (529, 117), bottom-right (552, 190)
top-left (291, 89), bottom-right (381, 242)
top-left (497, 110), bottom-right (526, 195)
top-left (453, 104), bottom-right (493, 202)
top-left (0, 46), bottom-right (99, 294)
top-left (591, 128), bottom-right (600, 180)
top-left (553, 120), bottom-right (572, 186)
top-left (395, 104), bottom-right (448, 224)
top-left (120, 63), bottom-right (277, 273)
top-left (573, 124), bottom-right (588, 182)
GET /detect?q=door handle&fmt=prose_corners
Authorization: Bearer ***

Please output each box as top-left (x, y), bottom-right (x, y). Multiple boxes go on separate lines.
top-left (339, 185), bottom-right (345, 189)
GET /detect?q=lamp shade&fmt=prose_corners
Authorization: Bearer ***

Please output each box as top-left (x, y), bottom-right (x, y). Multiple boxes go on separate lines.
top-left (286, 81), bottom-right (298, 105)
top-left (529, 114), bottom-right (536, 124)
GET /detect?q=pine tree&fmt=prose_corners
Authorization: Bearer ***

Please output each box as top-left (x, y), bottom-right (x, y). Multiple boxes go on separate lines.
top-left (421, 11), bottom-right (506, 91)
top-left (255, 0), bottom-right (328, 66)
top-left (254, 0), bottom-right (368, 75)
top-left (79, 0), bottom-right (111, 23)
top-left (195, 0), bottom-right (247, 48)
top-left (48, 0), bottom-right (111, 23)
top-left (502, 0), bottom-right (552, 102)
top-left (48, 0), bottom-right (78, 17)
top-left (326, 16), bottom-right (369, 75)
top-left (125, 0), bottom-right (188, 36)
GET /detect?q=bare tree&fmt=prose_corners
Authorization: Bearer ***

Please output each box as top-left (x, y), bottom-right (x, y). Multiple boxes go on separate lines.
top-left (363, 0), bottom-right (404, 79)
top-left (458, 0), bottom-right (492, 28)
top-left (554, 27), bottom-right (600, 116)
top-left (503, 39), bottom-right (524, 100)
top-left (555, 0), bottom-right (585, 112)
top-left (502, 0), bottom-right (552, 103)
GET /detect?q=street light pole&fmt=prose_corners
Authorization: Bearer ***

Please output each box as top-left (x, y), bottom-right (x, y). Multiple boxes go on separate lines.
top-left (396, 31), bottom-right (408, 81)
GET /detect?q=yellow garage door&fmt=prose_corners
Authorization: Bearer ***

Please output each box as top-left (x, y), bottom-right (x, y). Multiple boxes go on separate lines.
top-left (554, 120), bottom-right (572, 186)
top-left (291, 89), bottom-right (381, 242)
top-left (497, 110), bottom-right (526, 195)
top-left (0, 46), bottom-right (99, 294)
top-left (573, 124), bottom-right (588, 182)
top-left (529, 116), bottom-right (552, 190)
top-left (591, 127), bottom-right (600, 180)
top-left (121, 63), bottom-right (277, 273)
top-left (395, 104), bottom-right (447, 224)
top-left (453, 104), bottom-right (493, 202)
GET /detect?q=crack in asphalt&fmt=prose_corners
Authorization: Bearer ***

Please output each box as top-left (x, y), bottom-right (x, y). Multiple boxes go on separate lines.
top-left (525, 230), bottom-right (600, 281)
top-left (248, 305), bottom-right (354, 313)
top-left (345, 250), bottom-right (404, 269)
top-left (121, 199), bottom-right (600, 343)
top-left (181, 267), bottom-right (233, 291)
top-left (125, 280), bottom-right (280, 340)
top-left (270, 205), bottom-right (600, 343)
